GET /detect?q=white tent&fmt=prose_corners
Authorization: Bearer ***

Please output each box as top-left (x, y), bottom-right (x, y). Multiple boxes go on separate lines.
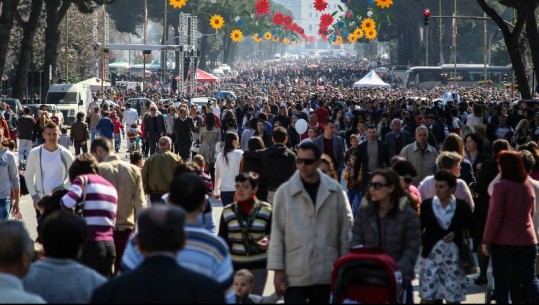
top-left (77, 77), bottom-right (111, 92)
top-left (352, 70), bottom-right (390, 88)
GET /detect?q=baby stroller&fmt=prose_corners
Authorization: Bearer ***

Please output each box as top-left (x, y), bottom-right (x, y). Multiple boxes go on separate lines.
top-left (330, 248), bottom-right (403, 304)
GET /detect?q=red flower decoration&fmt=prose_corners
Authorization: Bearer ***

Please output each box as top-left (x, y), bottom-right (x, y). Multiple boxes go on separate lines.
top-left (273, 12), bottom-right (285, 25)
top-left (319, 13), bottom-right (334, 27)
top-left (283, 15), bottom-right (293, 26)
top-left (314, 0), bottom-right (328, 12)
top-left (255, 0), bottom-right (270, 16)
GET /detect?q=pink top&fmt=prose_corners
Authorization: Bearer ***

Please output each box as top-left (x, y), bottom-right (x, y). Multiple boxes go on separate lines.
top-left (408, 185), bottom-right (422, 203)
top-left (483, 180), bottom-right (537, 246)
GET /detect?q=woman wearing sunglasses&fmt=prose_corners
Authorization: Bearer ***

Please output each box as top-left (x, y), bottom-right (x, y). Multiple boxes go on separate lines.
top-left (351, 168), bottom-right (421, 303)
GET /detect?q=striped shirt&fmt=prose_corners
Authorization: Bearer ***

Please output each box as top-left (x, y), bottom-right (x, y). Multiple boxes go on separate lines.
top-left (120, 224), bottom-right (235, 303)
top-left (61, 174), bottom-right (117, 242)
top-left (218, 201), bottom-right (272, 269)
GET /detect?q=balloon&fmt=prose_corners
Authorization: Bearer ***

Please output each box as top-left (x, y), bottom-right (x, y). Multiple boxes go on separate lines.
top-left (295, 119), bottom-right (308, 135)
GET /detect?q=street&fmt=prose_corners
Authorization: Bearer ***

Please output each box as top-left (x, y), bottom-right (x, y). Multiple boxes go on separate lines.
top-left (11, 133), bottom-right (489, 303)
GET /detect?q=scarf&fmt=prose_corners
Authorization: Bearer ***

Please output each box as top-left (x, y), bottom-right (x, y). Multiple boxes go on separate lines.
top-left (432, 195), bottom-right (456, 230)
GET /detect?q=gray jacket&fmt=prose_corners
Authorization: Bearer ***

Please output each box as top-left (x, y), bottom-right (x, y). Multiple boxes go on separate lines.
top-left (312, 134), bottom-right (345, 168)
top-left (351, 196), bottom-right (421, 282)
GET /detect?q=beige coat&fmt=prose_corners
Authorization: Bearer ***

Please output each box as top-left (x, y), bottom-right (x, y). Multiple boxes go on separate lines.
top-left (98, 155), bottom-right (146, 230)
top-left (267, 169), bottom-right (353, 286)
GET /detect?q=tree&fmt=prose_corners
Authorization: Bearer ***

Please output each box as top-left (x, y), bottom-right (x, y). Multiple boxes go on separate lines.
top-left (476, 0), bottom-right (530, 99)
top-left (0, 0), bottom-right (21, 77)
top-left (12, 0), bottom-right (43, 100)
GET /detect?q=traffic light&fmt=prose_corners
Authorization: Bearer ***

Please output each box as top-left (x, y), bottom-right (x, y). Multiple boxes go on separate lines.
top-left (424, 9), bottom-right (430, 26)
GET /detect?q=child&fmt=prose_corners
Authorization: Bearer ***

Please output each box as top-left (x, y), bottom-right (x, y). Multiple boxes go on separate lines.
top-left (58, 128), bottom-right (71, 150)
top-left (192, 154), bottom-right (213, 198)
top-left (50, 109), bottom-right (60, 126)
top-left (126, 123), bottom-right (142, 153)
top-left (343, 134), bottom-right (362, 215)
top-left (110, 113), bottom-right (124, 153)
top-left (234, 269), bottom-right (282, 304)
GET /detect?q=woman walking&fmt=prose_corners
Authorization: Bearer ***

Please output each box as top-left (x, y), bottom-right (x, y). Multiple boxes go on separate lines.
top-left (214, 132), bottom-right (243, 206)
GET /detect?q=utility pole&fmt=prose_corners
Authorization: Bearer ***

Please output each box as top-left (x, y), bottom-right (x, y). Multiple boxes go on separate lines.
top-left (65, 10), bottom-right (68, 83)
top-left (101, 4), bottom-right (105, 95)
top-left (439, 0), bottom-right (443, 64)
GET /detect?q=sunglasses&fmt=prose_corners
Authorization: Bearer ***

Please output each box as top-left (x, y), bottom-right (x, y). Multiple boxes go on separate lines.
top-left (400, 176), bottom-right (414, 184)
top-left (369, 182), bottom-right (389, 190)
top-left (150, 109), bottom-right (157, 111)
top-left (296, 158), bottom-right (317, 165)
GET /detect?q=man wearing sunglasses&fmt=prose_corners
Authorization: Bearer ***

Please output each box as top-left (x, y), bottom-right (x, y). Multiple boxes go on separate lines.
top-left (268, 141), bottom-right (353, 303)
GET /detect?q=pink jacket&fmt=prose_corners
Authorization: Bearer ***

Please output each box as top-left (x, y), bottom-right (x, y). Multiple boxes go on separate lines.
top-left (483, 180), bottom-right (537, 246)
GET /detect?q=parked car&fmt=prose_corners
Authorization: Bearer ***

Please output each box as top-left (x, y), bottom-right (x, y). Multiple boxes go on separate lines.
top-left (2, 98), bottom-right (23, 117)
top-left (25, 104), bottom-right (64, 127)
top-left (125, 98), bottom-right (151, 116)
top-left (214, 90), bottom-right (237, 101)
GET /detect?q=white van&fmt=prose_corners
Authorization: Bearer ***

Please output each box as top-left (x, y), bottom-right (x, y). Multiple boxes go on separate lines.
top-left (45, 84), bottom-right (93, 126)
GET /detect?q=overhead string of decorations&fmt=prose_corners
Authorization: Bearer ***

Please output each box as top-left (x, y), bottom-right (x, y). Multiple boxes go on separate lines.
top-left (167, 0), bottom-right (394, 45)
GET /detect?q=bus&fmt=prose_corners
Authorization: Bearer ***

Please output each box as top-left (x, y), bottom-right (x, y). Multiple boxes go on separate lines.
top-left (404, 64), bottom-right (512, 89)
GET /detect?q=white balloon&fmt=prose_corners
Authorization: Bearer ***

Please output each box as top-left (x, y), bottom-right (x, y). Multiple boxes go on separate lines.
top-left (295, 119), bottom-right (308, 135)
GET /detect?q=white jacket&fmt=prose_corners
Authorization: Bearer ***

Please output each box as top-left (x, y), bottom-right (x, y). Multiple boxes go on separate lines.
top-left (25, 145), bottom-right (74, 202)
top-left (214, 149), bottom-right (243, 196)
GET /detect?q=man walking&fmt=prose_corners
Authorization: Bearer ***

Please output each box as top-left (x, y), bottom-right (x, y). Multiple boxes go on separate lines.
top-left (70, 112), bottom-right (90, 155)
top-left (96, 111), bottom-right (114, 140)
top-left (143, 104), bottom-right (166, 156)
top-left (353, 125), bottom-right (390, 190)
top-left (400, 125), bottom-right (439, 186)
top-left (25, 122), bottom-right (74, 218)
top-left (259, 126), bottom-right (296, 205)
top-left (122, 102), bottom-right (138, 128)
top-left (174, 106), bottom-right (195, 161)
top-left (141, 136), bottom-right (183, 204)
top-left (313, 118), bottom-right (345, 177)
top-left (16, 107), bottom-right (35, 166)
top-left (385, 118), bottom-right (413, 158)
top-left (0, 128), bottom-right (19, 220)
top-left (90, 137), bottom-right (146, 274)
top-left (268, 142), bottom-right (353, 303)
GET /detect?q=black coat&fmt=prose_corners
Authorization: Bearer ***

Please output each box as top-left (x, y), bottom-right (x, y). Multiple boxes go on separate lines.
top-left (420, 198), bottom-right (477, 259)
top-left (143, 114), bottom-right (166, 139)
top-left (91, 256), bottom-right (225, 304)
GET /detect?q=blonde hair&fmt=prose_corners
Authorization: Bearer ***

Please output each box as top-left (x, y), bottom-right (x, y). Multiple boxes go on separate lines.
top-left (234, 269), bottom-right (254, 285)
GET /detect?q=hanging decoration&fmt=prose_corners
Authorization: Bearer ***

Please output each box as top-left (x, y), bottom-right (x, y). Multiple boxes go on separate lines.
top-left (361, 17), bottom-right (376, 32)
top-left (313, 0), bottom-right (328, 12)
top-left (230, 29), bottom-right (244, 42)
top-left (253, 33), bottom-right (262, 42)
top-left (374, 0), bottom-right (393, 9)
top-left (209, 14), bottom-right (225, 30)
top-left (365, 28), bottom-right (378, 40)
top-left (264, 32), bottom-right (272, 40)
top-left (255, 0), bottom-right (271, 16)
top-left (348, 33), bottom-right (358, 43)
top-left (169, 0), bottom-right (187, 9)
top-left (353, 28), bottom-right (364, 39)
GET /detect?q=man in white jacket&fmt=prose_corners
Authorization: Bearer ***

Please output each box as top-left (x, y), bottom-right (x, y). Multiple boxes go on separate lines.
top-left (25, 122), bottom-right (74, 219)
top-left (268, 141), bottom-right (353, 303)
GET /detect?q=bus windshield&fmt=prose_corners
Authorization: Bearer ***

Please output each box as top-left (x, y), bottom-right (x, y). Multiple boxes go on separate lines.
top-left (404, 65), bottom-right (512, 90)
top-left (45, 92), bottom-right (79, 104)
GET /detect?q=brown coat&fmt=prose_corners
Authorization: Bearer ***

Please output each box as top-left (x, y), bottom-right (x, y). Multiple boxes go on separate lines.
top-left (70, 120), bottom-right (89, 142)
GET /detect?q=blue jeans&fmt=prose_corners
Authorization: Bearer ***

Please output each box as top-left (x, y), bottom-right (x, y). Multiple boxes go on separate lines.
top-left (90, 128), bottom-right (99, 142)
top-left (114, 133), bottom-right (121, 152)
top-left (220, 191), bottom-right (235, 206)
top-left (347, 189), bottom-right (362, 216)
top-left (491, 244), bottom-right (539, 303)
top-left (0, 198), bottom-right (12, 220)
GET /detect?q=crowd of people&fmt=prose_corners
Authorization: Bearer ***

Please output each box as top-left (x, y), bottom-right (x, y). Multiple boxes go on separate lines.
top-left (0, 55), bottom-right (539, 304)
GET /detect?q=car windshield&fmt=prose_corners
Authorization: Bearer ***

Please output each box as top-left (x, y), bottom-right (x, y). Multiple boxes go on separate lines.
top-left (45, 92), bottom-right (78, 104)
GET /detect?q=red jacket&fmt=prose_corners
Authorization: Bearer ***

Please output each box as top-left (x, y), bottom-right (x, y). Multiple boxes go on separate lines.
top-left (483, 179), bottom-right (537, 246)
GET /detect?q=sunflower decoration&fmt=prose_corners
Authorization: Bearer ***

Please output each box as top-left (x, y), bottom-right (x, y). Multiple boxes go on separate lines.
top-left (375, 0), bottom-right (393, 9)
top-left (353, 28), bottom-right (364, 39)
top-left (334, 36), bottom-right (343, 45)
top-left (361, 17), bottom-right (376, 33)
top-left (230, 29), bottom-right (243, 42)
top-left (365, 28), bottom-right (378, 40)
top-left (264, 32), bottom-right (272, 40)
top-left (209, 15), bottom-right (225, 30)
top-left (348, 33), bottom-right (358, 43)
top-left (253, 34), bottom-right (262, 43)
top-left (283, 38), bottom-right (290, 45)
top-left (272, 35), bottom-right (280, 42)
top-left (169, 0), bottom-right (187, 9)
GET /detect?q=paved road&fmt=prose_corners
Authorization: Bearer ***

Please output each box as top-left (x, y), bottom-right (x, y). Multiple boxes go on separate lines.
top-left (11, 134), bottom-right (490, 303)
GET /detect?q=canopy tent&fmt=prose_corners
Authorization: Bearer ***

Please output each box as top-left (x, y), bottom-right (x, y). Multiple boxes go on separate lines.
top-left (76, 77), bottom-right (111, 91)
top-left (176, 69), bottom-right (220, 83)
top-left (352, 70), bottom-right (390, 88)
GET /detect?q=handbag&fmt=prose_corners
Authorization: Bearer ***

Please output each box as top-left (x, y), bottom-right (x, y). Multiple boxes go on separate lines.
top-left (459, 229), bottom-right (478, 275)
